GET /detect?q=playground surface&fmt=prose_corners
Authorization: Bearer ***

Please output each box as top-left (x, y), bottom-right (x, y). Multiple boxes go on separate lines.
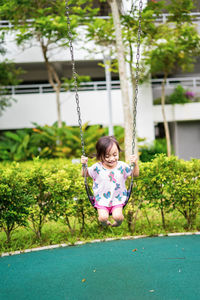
top-left (1, 234), bottom-right (200, 300)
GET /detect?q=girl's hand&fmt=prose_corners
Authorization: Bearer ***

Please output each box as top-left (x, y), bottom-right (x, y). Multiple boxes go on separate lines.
top-left (130, 154), bottom-right (138, 165)
top-left (130, 154), bottom-right (139, 177)
top-left (81, 155), bottom-right (88, 165)
top-left (81, 156), bottom-right (89, 177)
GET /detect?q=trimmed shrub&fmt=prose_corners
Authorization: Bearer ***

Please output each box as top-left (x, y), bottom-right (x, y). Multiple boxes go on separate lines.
top-left (0, 155), bottom-right (199, 245)
top-left (169, 158), bottom-right (200, 229)
top-left (0, 163), bottom-right (33, 244)
top-left (20, 159), bottom-right (71, 239)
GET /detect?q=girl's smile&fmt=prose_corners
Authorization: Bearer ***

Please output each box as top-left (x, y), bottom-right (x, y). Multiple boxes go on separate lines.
top-left (102, 143), bottom-right (119, 169)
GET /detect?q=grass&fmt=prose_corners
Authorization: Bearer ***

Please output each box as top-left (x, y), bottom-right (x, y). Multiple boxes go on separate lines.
top-left (0, 209), bottom-right (199, 255)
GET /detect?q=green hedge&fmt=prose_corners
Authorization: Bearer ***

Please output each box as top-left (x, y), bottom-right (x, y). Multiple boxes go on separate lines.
top-left (0, 154), bottom-right (199, 246)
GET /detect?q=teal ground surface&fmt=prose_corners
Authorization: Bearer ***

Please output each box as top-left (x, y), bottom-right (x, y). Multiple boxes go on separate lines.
top-left (0, 235), bottom-right (200, 300)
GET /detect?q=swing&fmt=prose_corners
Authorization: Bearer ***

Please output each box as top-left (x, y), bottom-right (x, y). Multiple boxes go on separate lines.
top-left (66, 1), bottom-right (143, 212)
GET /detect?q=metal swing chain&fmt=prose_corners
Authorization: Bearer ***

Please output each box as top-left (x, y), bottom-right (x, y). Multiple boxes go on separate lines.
top-left (65, 1), bottom-right (86, 157)
top-left (132, 0), bottom-right (143, 156)
top-left (66, 0), bottom-right (142, 160)
top-left (127, 0), bottom-right (143, 201)
top-left (65, 1), bottom-right (143, 205)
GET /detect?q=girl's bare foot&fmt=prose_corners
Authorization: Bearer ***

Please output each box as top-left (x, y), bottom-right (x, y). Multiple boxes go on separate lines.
top-left (106, 220), bottom-right (111, 226)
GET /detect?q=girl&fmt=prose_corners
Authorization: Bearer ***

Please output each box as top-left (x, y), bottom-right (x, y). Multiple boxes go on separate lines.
top-left (81, 136), bottom-right (139, 227)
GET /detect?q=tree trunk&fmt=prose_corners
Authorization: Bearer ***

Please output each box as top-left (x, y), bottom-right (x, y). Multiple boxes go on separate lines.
top-left (161, 76), bottom-right (171, 156)
top-left (65, 216), bottom-right (76, 234)
top-left (108, 0), bottom-right (132, 161)
top-left (30, 209), bottom-right (44, 240)
top-left (4, 227), bottom-right (12, 246)
top-left (41, 42), bottom-right (62, 128)
top-left (36, 228), bottom-right (42, 240)
top-left (55, 89), bottom-right (62, 128)
top-left (143, 209), bottom-right (151, 228)
top-left (127, 206), bottom-right (141, 234)
top-left (128, 39), bottom-right (136, 104)
top-left (127, 210), bottom-right (134, 233)
top-left (79, 201), bottom-right (85, 234)
top-left (160, 198), bottom-right (166, 229)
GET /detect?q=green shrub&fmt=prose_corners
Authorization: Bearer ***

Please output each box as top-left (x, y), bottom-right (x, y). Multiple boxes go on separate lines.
top-left (139, 139), bottom-right (167, 162)
top-left (138, 155), bottom-right (181, 229)
top-left (20, 159), bottom-right (71, 240)
top-left (169, 85), bottom-right (189, 104)
top-left (0, 124), bottom-right (125, 161)
top-left (0, 163), bottom-right (33, 244)
top-left (169, 159), bottom-right (200, 229)
top-left (153, 85), bottom-right (193, 105)
top-left (0, 128), bottom-right (38, 161)
top-left (51, 160), bottom-right (96, 234)
top-left (0, 155), bottom-right (199, 248)
top-left (127, 155), bottom-right (200, 231)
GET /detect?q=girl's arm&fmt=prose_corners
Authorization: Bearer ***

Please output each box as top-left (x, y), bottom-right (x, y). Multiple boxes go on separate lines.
top-left (81, 155), bottom-right (89, 177)
top-left (130, 155), bottom-right (139, 177)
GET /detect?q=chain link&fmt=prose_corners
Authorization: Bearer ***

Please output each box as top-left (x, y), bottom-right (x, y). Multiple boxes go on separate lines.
top-left (65, 1), bottom-right (85, 156)
top-left (132, 0), bottom-right (143, 155)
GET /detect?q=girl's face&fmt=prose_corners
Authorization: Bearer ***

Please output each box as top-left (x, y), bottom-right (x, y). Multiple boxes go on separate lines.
top-left (102, 143), bottom-right (119, 169)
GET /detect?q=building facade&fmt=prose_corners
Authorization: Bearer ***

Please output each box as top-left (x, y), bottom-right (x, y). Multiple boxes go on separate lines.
top-left (0, 2), bottom-right (200, 160)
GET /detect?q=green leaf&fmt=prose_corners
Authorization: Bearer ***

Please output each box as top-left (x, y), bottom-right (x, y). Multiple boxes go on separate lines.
top-left (4, 132), bottom-right (22, 142)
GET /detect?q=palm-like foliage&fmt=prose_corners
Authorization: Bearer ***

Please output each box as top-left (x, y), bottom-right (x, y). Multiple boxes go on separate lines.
top-left (0, 123), bottom-right (125, 161)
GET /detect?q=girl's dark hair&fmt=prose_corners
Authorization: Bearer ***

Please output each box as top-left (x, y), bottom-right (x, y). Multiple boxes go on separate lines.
top-left (96, 136), bottom-right (122, 160)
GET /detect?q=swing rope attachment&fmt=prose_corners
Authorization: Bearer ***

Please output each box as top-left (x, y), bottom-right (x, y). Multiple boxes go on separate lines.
top-left (66, 1), bottom-right (143, 210)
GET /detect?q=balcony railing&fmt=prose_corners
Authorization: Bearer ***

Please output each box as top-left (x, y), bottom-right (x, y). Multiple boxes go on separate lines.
top-left (155, 12), bottom-right (200, 23)
top-left (1, 13), bottom-right (200, 28)
top-left (3, 81), bottom-right (121, 95)
top-left (151, 77), bottom-right (200, 87)
top-left (3, 77), bottom-right (200, 95)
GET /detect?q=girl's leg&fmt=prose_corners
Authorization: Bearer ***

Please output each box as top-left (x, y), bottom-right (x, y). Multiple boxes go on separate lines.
top-left (112, 207), bottom-right (124, 227)
top-left (97, 209), bottom-right (111, 226)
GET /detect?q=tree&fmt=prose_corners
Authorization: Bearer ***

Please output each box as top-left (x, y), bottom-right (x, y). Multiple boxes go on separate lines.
top-left (0, 0), bottom-right (95, 127)
top-left (85, 1), bottom-right (153, 160)
top-left (106, 0), bottom-right (200, 158)
top-left (144, 0), bottom-right (200, 156)
top-left (0, 35), bottom-right (23, 115)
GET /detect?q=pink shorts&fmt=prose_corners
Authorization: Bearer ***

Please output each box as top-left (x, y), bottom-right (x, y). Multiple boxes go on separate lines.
top-left (94, 202), bottom-right (124, 214)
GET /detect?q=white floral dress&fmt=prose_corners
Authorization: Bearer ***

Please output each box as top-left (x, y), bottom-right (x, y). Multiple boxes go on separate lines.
top-left (88, 161), bottom-right (132, 207)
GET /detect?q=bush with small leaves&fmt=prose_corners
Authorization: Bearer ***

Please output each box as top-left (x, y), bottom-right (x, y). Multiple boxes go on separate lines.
top-left (0, 163), bottom-right (33, 244)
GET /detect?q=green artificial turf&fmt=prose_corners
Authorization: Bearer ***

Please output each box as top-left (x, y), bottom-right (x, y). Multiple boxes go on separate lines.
top-left (0, 235), bottom-right (200, 300)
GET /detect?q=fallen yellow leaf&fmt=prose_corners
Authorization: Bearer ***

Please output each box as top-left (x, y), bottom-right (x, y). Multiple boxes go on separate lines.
top-left (132, 249), bottom-right (137, 252)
